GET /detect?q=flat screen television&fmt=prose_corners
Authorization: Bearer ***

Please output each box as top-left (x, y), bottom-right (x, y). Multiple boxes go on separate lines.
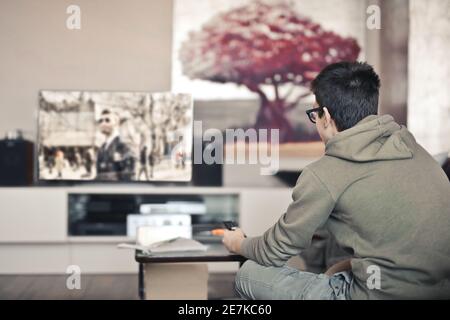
top-left (37, 90), bottom-right (193, 182)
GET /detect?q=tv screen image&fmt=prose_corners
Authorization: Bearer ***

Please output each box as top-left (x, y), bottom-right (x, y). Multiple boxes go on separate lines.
top-left (38, 91), bottom-right (193, 182)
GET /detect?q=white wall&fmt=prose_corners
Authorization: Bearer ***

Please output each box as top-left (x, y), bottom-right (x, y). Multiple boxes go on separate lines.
top-left (0, 0), bottom-right (173, 137)
top-left (408, 0), bottom-right (450, 155)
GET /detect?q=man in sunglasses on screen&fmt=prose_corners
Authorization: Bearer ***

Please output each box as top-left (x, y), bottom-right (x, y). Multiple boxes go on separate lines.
top-left (223, 61), bottom-right (450, 299)
top-left (95, 109), bottom-right (135, 181)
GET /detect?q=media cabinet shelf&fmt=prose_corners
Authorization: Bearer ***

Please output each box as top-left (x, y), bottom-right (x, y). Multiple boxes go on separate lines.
top-left (67, 236), bottom-right (134, 243)
top-left (0, 186), bottom-right (292, 273)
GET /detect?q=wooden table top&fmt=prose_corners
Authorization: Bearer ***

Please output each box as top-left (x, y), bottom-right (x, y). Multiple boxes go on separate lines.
top-left (135, 243), bottom-right (247, 263)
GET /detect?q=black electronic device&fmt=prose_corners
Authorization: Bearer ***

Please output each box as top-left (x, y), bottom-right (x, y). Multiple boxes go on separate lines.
top-left (0, 132), bottom-right (34, 186)
top-left (191, 140), bottom-right (223, 186)
top-left (223, 220), bottom-right (238, 231)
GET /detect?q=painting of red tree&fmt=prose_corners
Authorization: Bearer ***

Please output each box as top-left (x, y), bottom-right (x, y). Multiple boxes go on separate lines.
top-left (179, 1), bottom-right (360, 142)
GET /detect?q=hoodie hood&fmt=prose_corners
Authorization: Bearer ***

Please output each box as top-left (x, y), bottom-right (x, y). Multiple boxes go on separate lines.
top-left (325, 115), bottom-right (414, 162)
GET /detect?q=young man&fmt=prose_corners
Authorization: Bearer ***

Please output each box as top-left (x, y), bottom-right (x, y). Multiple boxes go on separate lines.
top-left (223, 62), bottom-right (450, 299)
top-left (96, 109), bottom-right (135, 181)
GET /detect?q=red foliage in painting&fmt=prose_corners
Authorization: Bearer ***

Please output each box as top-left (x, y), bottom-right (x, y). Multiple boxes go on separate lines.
top-left (180, 1), bottom-right (360, 142)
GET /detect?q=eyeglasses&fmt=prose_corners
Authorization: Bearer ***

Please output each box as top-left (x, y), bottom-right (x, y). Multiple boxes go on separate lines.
top-left (305, 107), bottom-right (324, 124)
top-left (98, 117), bottom-right (110, 124)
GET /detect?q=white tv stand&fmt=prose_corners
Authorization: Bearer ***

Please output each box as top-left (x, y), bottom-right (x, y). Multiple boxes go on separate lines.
top-left (0, 185), bottom-right (292, 274)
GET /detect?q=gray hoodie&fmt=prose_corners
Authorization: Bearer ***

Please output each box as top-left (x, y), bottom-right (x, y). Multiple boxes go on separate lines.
top-left (241, 114), bottom-right (450, 299)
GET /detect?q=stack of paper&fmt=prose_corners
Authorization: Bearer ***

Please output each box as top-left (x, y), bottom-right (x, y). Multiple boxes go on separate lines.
top-left (148, 237), bottom-right (207, 253)
top-left (136, 225), bottom-right (192, 247)
top-left (117, 237), bottom-right (207, 254)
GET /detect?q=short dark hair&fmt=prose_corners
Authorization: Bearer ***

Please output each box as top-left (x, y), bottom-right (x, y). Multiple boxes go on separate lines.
top-left (311, 61), bottom-right (380, 131)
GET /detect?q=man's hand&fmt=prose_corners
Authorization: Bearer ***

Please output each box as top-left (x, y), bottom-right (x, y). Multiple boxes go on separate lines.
top-left (325, 259), bottom-right (352, 276)
top-left (222, 228), bottom-right (246, 254)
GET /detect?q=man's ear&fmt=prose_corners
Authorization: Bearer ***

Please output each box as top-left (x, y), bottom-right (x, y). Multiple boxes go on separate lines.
top-left (322, 107), bottom-right (332, 128)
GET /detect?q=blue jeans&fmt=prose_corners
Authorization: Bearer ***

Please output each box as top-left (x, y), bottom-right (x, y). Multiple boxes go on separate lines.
top-left (235, 260), bottom-right (352, 300)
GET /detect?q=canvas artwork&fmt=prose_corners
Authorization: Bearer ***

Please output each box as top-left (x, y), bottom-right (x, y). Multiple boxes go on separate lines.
top-left (172, 0), bottom-right (364, 151)
top-left (38, 91), bottom-right (193, 182)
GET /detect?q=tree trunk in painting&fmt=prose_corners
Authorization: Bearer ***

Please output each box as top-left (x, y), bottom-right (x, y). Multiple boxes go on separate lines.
top-left (254, 96), bottom-right (294, 143)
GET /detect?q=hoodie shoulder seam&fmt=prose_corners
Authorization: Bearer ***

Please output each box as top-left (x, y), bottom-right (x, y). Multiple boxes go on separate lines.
top-left (304, 166), bottom-right (337, 203)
